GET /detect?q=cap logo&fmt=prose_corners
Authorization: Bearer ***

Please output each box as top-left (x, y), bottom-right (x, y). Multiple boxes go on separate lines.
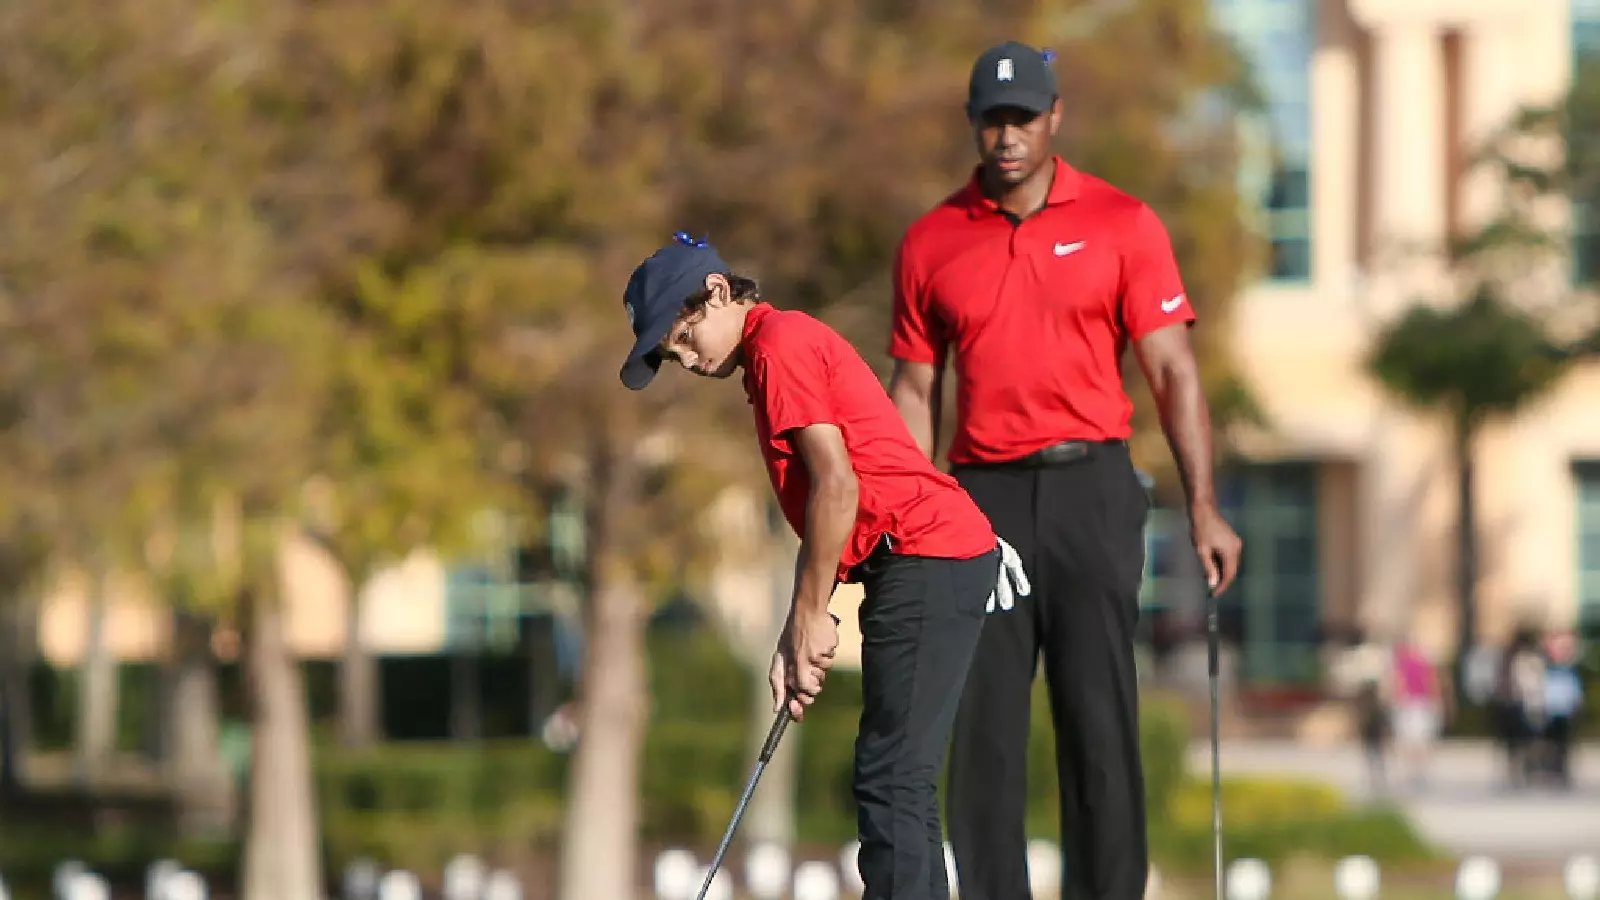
top-left (672, 230), bottom-right (709, 248)
top-left (624, 301), bottom-right (636, 325)
top-left (997, 58), bottom-right (1014, 81)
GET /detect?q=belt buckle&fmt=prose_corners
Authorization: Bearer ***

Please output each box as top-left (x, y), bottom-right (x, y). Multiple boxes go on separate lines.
top-left (1037, 441), bottom-right (1088, 466)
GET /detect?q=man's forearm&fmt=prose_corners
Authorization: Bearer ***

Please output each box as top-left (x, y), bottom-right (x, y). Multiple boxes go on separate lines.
top-left (888, 373), bottom-right (942, 459)
top-left (793, 475), bottom-right (858, 616)
top-left (1153, 369), bottom-right (1218, 511)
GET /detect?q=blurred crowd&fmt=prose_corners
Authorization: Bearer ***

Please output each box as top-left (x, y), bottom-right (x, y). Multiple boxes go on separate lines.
top-left (1329, 627), bottom-right (1587, 795)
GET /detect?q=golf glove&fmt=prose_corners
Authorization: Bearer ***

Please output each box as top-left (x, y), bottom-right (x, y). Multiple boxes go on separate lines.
top-left (986, 536), bottom-right (1031, 613)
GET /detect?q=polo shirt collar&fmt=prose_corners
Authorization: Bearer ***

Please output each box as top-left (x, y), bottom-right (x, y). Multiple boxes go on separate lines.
top-left (959, 155), bottom-right (1081, 219)
top-left (739, 302), bottom-right (777, 400)
top-left (741, 301), bottom-right (776, 343)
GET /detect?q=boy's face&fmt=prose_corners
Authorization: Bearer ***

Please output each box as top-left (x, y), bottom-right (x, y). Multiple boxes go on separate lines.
top-left (657, 274), bottom-right (746, 381)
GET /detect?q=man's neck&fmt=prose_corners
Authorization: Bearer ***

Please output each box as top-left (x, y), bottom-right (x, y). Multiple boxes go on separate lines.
top-left (982, 157), bottom-right (1056, 220)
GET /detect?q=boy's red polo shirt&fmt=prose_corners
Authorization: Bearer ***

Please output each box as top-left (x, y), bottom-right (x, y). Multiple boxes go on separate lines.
top-left (889, 156), bottom-right (1196, 465)
top-left (741, 303), bottom-right (996, 583)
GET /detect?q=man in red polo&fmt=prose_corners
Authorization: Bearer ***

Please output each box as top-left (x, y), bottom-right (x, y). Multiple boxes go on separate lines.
top-left (618, 232), bottom-right (1028, 900)
top-left (886, 42), bottom-right (1243, 900)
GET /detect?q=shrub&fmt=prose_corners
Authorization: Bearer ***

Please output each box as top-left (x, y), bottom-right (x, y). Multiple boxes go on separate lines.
top-left (1150, 775), bottom-right (1439, 872)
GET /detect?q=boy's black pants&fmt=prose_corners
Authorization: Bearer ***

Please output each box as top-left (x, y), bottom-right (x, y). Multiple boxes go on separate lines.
top-left (852, 545), bottom-right (997, 900)
top-left (946, 441), bottom-right (1151, 900)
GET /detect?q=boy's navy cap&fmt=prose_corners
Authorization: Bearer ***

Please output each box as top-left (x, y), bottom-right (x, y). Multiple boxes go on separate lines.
top-left (967, 41), bottom-right (1057, 119)
top-left (619, 232), bottom-right (731, 390)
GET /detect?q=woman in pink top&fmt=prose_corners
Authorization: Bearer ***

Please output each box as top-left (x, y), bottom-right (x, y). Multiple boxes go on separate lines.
top-left (1391, 641), bottom-right (1444, 788)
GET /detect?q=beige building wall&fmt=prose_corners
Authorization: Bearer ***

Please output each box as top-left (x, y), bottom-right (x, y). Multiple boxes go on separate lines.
top-left (37, 532), bottom-right (448, 667)
top-left (1235, 0), bottom-right (1600, 661)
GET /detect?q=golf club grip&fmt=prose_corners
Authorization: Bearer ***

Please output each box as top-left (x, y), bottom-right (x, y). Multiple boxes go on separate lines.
top-left (759, 705), bottom-right (792, 762)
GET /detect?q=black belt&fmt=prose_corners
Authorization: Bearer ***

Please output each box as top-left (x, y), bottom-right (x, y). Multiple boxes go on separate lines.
top-left (961, 439), bottom-right (1125, 469)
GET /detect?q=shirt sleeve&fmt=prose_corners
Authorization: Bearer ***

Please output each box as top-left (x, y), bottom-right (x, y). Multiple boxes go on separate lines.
top-left (887, 237), bottom-right (948, 364)
top-left (1119, 203), bottom-right (1196, 339)
top-left (750, 321), bottom-right (838, 456)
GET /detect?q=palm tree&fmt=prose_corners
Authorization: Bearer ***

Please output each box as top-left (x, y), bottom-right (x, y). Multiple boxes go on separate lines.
top-left (1368, 285), bottom-right (1580, 683)
top-left (1367, 93), bottom-right (1600, 690)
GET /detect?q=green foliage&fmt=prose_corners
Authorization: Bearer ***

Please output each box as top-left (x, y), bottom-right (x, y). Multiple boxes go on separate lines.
top-left (316, 740), bottom-right (567, 874)
top-left (1367, 285), bottom-right (1577, 431)
top-left (0, 0), bottom-right (1268, 607)
top-left (1150, 800), bottom-right (1437, 872)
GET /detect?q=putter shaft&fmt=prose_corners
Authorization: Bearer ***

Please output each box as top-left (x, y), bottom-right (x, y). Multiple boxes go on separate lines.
top-left (695, 705), bottom-right (792, 900)
top-left (1208, 592), bottom-right (1224, 900)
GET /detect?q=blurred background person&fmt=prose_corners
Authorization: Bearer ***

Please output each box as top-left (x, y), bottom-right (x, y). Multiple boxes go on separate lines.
top-left (1540, 630), bottom-right (1583, 789)
top-left (1390, 639), bottom-right (1444, 791)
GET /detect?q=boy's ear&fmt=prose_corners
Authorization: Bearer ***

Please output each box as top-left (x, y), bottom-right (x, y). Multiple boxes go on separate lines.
top-left (704, 272), bottom-right (729, 302)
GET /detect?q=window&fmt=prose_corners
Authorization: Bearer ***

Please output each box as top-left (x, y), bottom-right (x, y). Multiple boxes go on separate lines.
top-left (1577, 462), bottom-right (1600, 638)
top-left (1140, 507), bottom-right (1185, 612)
top-left (1210, 0), bottom-right (1315, 281)
top-left (1219, 462), bottom-right (1322, 686)
top-left (1573, 0), bottom-right (1600, 282)
top-left (444, 500), bottom-right (579, 653)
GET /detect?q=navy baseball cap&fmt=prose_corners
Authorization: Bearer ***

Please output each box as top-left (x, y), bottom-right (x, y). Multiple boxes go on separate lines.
top-left (967, 41), bottom-right (1057, 120)
top-left (619, 231), bottom-right (732, 390)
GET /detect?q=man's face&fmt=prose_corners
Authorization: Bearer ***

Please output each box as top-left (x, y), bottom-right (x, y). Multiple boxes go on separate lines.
top-left (657, 274), bottom-right (745, 381)
top-left (972, 99), bottom-right (1062, 186)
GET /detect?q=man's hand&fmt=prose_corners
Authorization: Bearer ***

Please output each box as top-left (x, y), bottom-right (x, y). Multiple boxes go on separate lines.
top-left (987, 536), bottom-right (1031, 613)
top-left (1190, 502), bottom-right (1241, 597)
top-left (769, 608), bottom-right (839, 721)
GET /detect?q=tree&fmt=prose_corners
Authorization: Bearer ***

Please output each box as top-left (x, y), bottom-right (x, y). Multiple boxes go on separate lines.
top-left (0, 2), bottom-right (367, 891)
top-left (1367, 100), bottom-right (1600, 684)
top-left (306, 259), bottom-right (509, 748)
top-left (2, 5), bottom-right (1265, 898)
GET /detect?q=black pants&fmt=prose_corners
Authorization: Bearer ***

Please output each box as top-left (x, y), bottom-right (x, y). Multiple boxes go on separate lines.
top-left (946, 442), bottom-right (1150, 900)
top-left (853, 546), bottom-right (997, 900)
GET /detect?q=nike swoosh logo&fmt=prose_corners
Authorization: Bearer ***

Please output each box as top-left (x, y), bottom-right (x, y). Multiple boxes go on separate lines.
top-left (1053, 241), bottom-right (1085, 256)
top-left (1161, 294), bottom-right (1186, 313)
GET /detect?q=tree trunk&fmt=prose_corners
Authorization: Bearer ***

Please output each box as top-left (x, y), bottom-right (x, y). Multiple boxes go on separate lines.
top-left (450, 633), bottom-right (483, 742)
top-left (1454, 419), bottom-right (1479, 703)
top-left (240, 586), bottom-right (323, 900)
top-left (164, 610), bottom-right (233, 836)
top-left (0, 600), bottom-right (36, 792)
top-left (558, 441), bottom-right (648, 900)
top-left (74, 571), bottom-right (118, 786)
top-left (338, 582), bottom-right (381, 748)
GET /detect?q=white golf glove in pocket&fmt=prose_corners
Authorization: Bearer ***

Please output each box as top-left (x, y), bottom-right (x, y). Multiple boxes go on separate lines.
top-left (986, 536), bottom-right (1031, 613)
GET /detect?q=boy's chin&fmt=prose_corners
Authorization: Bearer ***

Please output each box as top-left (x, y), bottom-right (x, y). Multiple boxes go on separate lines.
top-left (697, 362), bottom-right (738, 380)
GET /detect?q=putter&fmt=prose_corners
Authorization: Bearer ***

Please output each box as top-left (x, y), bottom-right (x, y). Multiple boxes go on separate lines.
top-left (695, 702), bottom-right (792, 900)
top-left (1206, 585), bottom-right (1224, 900)
top-left (695, 612), bottom-right (837, 900)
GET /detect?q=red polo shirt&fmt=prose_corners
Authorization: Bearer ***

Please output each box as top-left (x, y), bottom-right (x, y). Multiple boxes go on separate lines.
top-left (889, 157), bottom-right (1196, 465)
top-left (741, 303), bottom-right (996, 583)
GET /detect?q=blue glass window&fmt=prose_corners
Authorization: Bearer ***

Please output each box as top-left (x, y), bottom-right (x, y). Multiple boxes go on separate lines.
top-left (1576, 462), bottom-right (1600, 638)
top-left (1219, 462), bottom-right (1322, 686)
top-left (1210, 0), bottom-right (1315, 282)
top-left (1572, 1), bottom-right (1600, 282)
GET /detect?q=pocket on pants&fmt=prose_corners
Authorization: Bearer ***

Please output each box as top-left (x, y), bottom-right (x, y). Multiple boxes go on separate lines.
top-left (945, 549), bottom-right (1001, 621)
top-left (858, 555), bottom-right (930, 645)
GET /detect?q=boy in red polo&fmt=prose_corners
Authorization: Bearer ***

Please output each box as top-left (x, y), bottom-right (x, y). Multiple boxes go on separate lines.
top-left (620, 232), bottom-right (1029, 900)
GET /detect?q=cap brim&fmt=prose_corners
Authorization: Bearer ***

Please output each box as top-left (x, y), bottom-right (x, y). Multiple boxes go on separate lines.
top-left (969, 88), bottom-right (1055, 118)
top-left (619, 310), bottom-right (679, 391)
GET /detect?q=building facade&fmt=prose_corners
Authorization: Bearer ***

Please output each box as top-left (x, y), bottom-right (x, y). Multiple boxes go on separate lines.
top-left (1191, 0), bottom-right (1600, 698)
